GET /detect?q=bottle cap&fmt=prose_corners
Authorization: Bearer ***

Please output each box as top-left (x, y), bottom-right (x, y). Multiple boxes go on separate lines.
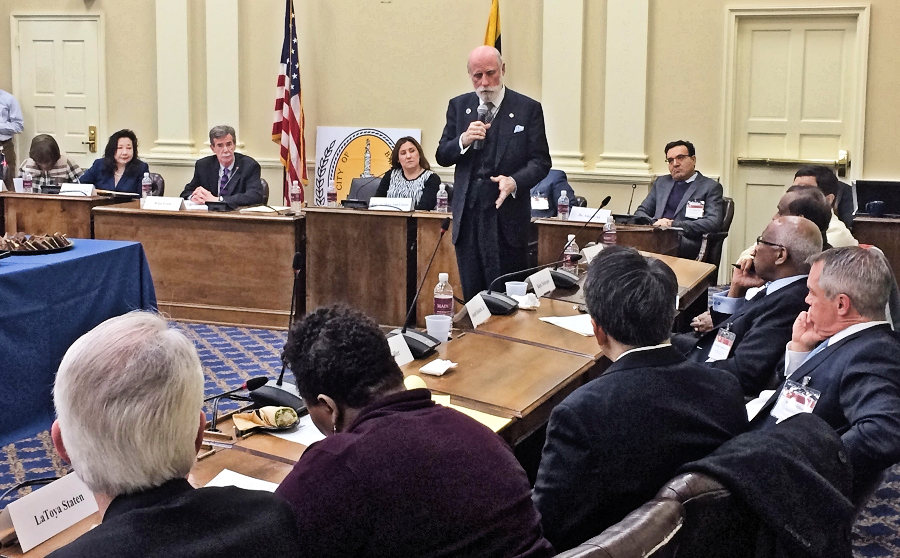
top-left (438, 272), bottom-right (449, 282)
top-left (439, 183), bottom-right (446, 191)
top-left (144, 172), bottom-right (150, 177)
top-left (567, 234), bottom-right (575, 242)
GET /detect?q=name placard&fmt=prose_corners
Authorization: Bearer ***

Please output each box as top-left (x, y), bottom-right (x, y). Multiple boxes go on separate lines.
top-left (0, 473), bottom-right (98, 552)
top-left (58, 184), bottom-right (96, 197)
top-left (581, 243), bottom-right (605, 264)
top-left (388, 333), bottom-right (414, 366)
top-left (367, 197), bottom-right (413, 211)
top-left (142, 196), bottom-right (184, 211)
top-left (569, 207), bottom-right (611, 224)
top-left (465, 294), bottom-right (491, 328)
top-left (528, 268), bottom-right (556, 297)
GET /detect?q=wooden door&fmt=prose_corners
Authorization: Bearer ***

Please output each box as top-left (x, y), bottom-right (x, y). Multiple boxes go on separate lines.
top-left (13, 16), bottom-right (104, 169)
top-left (726, 9), bottom-right (868, 267)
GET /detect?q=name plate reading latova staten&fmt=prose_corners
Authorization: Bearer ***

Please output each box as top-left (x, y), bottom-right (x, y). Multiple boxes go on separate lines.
top-left (568, 206), bottom-right (611, 223)
top-left (367, 197), bottom-right (413, 211)
top-left (0, 472), bottom-right (98, 552)
top-left (58, 184), bottom-right (96, 197)
top-left (142, 196), bottom-right (185, 211)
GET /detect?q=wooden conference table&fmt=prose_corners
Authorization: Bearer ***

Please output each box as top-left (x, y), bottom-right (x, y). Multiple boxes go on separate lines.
top-left (534, 218), bottom-right (681, 263)
top-left (93, 203), bottom-right (305, 329)
top-left (0, 191), bottom-right (130, 238)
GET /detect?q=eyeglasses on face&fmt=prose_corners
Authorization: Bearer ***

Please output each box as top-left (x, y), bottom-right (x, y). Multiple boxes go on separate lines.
top-left (666, 154), bottom-right (692, 165)
top-left (756, 236), bottom-right (785, 248)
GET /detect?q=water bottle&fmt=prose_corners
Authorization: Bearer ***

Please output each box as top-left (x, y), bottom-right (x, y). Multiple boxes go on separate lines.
top-left (433, 272), bottom-right (454, 317)
top-left (557, 190), bottom-right (570, 220)
top-left (326, 180), bottom-right (337, 207)
top-left (290, 180), bottom-right (302, 213)
top-left (23, 172), bottom-right (33, 193)
top-left (563, 234), bottom-right (580, 274)
top-left (436, 183), bottom-right (449, 213)
top-left (602, 215), bottom-right (618, 246)
top-left (141, 172), bottom-right (152, 198)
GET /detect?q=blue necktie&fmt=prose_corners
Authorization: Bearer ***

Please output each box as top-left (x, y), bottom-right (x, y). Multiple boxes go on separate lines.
top-left (800, 339), bottom-right (829, 367)
top-left (220, 168), bottom-right (230, 195)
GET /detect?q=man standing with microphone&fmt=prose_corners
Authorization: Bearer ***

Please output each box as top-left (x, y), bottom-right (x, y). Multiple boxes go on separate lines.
top-left (436, 46), bottom-right (551, 300)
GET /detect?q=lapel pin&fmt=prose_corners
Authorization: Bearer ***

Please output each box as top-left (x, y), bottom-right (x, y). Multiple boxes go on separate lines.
top-left (509, 113), bottom-right (514, 118)
top-left (466, 108), bottom-right (472, 115)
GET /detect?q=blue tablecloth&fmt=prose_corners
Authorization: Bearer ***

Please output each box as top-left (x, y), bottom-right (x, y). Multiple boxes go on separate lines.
top-left (0, 239), bottom-right (156, 445)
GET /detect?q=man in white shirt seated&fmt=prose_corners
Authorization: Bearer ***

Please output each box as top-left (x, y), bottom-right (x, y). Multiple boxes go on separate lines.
top-left (747, 247), bottom-right (900, 502)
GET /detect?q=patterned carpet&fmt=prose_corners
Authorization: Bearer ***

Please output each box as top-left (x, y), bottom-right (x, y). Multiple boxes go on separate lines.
top-left (1, 321), bottom-right (898, 556)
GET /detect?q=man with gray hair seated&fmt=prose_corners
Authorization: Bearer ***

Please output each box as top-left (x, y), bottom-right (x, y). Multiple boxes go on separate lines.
top-left (749, 246), bottom-right (900, 502)
top-left (179, 124), bottom-right (266, 208)
top-left (49, 312), bottom-right (300, 557)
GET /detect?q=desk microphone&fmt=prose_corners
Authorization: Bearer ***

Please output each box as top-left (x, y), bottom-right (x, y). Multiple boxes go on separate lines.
top-left (389, 217), bottom-right (452, 359)
top-left (251, 251), bottom-right (307, 412)
top-left (479, 255), bottom-right (583, 315)
top-left (627, 184), bottom-right (637, 214)
top-left (471, 104), bottom-right (489, 151)
top-left (204, 376), bottom-right (269, 433)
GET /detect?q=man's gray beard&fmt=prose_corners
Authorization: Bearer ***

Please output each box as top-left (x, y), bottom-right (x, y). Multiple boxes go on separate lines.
top-left (478, 88), bottom-right (500, 104)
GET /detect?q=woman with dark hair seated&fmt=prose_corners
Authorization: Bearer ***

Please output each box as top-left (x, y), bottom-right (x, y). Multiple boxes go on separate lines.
top-left (275, 305), bottom-right (553, 558)
top-left (79, 129), bottom-right (150, 195)
top-left (18, 134), bottom-right (83, 189)
top-left (374, 136), bottom-right (442, 210)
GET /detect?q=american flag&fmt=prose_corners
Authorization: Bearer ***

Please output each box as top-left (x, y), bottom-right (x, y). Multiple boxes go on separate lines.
top-left (272, 0), bottom-right (307, 203)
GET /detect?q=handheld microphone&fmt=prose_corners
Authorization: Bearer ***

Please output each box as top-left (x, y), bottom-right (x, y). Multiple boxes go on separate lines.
top-left (479, 255), bottom-right (584, 315)
top-left (389, 217), bottom-right (452, 359)
top-left (472, 104), bottom-right (489, 151)
top-left (627, 183), bottom-right (637, 214)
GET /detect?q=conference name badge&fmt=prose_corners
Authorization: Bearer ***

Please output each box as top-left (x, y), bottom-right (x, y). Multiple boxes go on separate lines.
top-left (770, 378), bottom-right (820, 424)
top-left (531, 196), bottom-right (549, 211)
top-left (685, 200), bottom-right (705, 219)
top-left (706, 325), bottom-right (736, 362)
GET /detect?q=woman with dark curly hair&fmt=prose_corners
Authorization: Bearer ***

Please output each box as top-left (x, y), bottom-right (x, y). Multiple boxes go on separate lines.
top-left (275, 305), bottom-right (552, 558)
top-left (79, 129), bottom-right (150, 194)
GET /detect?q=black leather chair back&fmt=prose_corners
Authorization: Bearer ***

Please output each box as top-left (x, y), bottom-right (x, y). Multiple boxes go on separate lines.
top-left (260, 178), bottom-right (269, 202)
top-left (555, 499), bottom-right (683, 558)
top-left (149, 172), bottom-right (165, 196)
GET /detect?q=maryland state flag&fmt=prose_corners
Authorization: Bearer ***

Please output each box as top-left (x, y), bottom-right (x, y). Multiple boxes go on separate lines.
top-left (484, 0), bottom-right (501, 52)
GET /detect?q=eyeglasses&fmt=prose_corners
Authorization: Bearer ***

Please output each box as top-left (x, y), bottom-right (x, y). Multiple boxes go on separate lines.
top-left (665, 154), bottom-right (692, 165)
top-left (756, 236), bottom-right (785, 249)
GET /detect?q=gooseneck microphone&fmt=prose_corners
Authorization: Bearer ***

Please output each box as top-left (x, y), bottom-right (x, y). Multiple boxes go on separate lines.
top-left (471, 104), bottom-right (489, 151)
top-left (390, 217), bottom-right (452, 359)
top-left (627, 183), bottom-right (637, 214)
top-left (556, 195), bottom-right (611, 260)
top-left (204, 376), bottom-right (269, 433)
top-left (479, 255), bottom-right (584, 315)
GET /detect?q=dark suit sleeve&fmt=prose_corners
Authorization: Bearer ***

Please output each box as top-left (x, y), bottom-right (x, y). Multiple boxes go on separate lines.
top-left (374, 171), bottom-right (391, 198)
top-left (223, 156), bottom-right (265, 208)
top-left (79, 158), bottom-right (103, 185)
top-left (510, 102), bottom-right (551, 191)
top-left (839, 350), bottom-right (900, 481)
top-left (633, 180), bottom-right (658, 219)
top-left (436, 100), bottom-right (464, 168)
top-left (673, 179), bottom-right (724, 239)
top-left (532, 402), bottom-right (599, 551)
top-left (416, 173), bottom-right (441, 211)
top-left (180, 160), bottom-right (204, 199)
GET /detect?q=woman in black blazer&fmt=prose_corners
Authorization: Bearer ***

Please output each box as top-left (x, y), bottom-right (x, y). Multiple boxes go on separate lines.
top-left (80, 129), bottom-right (150, 195)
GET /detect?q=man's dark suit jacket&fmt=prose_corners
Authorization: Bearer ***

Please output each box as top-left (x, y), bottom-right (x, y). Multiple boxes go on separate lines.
top-left (435, 88), bottom-right (551, 247)
top-left (179, 152), bottom-right (265, 208)
top-left (751, 323), bottom-right (900, 495)
top-left (672, 277), bottom-right (809, 396)
top-left (532, 345), bottom-right (748, 552)
top-left (634, 172), bottom-right (724, 258)
top-left (48, 479), bottom-right (300, 557)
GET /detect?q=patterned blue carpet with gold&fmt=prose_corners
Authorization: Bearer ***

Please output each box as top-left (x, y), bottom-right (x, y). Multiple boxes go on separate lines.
top-left (1, 322), bottom-right (898, 556)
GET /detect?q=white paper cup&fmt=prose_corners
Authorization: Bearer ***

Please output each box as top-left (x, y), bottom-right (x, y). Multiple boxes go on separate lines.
top-left (425, 314), bottom-right (452, 342)
top-left (505, 281), bottom-right (528, 297)
top-left (12, 178), bottom-right (24, 193)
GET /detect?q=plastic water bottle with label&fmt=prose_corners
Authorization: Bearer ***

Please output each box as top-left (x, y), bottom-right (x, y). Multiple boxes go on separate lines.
top-left (23, 172), bottom-right (33, 193)
top-left (434, 272), bottom-right (454, 317)
top-left (290, 180), bottom-right (302, 213)
top-left (563, 234), bottom-right (580, 274)
top-left (557, 190), bottom-right (570, 220)
top-left (326, 180), bottom-right (338, 207)
top-left (436, 183), bottom-right (449, 213)
top-left (602, 215), bottom-right (618, 245)
top-left (141, 172), bottom-right (152, 198)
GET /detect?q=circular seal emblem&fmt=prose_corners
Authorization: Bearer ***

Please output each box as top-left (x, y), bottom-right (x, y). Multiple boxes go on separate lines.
top-left (328, 129), bottom-right (393, 202)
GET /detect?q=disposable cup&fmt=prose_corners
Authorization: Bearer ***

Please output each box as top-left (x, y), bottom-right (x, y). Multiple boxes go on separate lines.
top-left (505, 281), bottom-right (528, 297)
top-left (425, 314), bottom-right (452, 342)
